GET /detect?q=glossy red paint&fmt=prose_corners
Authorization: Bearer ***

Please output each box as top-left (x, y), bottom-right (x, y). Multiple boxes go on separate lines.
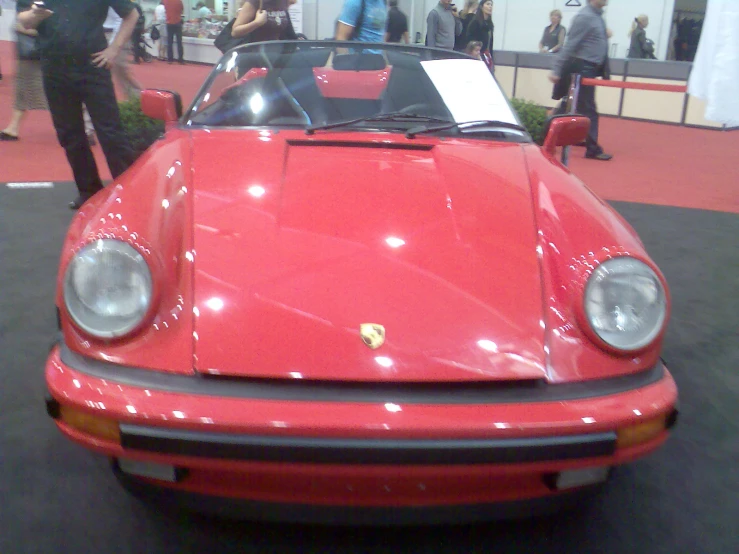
top-left (54, 129), bottom-right (672, 384)
top-left (47, 116), bottom-right (679, 513)
top-left (46, 45), bottom-right (680, 517)
top-left (523, 144), bottom-right (669, 381)
top-left (221, 67), bottom-right (269, 96)
top-left (541, 116), bottom-right (591, 158)
top-left (57, 130), bottom-right (196, 374)
top-left (141, 89), bottom-right (182, 123)
top-left (47, 341), bottom-right (677, 505)
top-left (313, 68), bottom-right (392, 99)
top-left (189, 130), bottom-right (546, 381)
top-left (46, 346), bottom-right (677, 440)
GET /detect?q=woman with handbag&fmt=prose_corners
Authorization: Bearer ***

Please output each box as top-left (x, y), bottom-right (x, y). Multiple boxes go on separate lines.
top-left (231, 0), bottom-right (291, 44)
top-left (217, 0), bottom-right (298, 54)
top-left (0, 2), bottom-right (48, 142)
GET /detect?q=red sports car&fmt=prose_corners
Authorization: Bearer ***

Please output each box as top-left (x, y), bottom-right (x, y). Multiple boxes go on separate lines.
top-left (45, 42), bottom-right (677, 524)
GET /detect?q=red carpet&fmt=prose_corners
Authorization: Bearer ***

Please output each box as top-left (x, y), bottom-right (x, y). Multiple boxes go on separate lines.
top-left (1, 40), bottom-right (737, 213)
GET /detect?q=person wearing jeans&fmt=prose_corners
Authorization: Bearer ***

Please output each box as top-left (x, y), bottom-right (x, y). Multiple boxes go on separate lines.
top-left (163, 0), bottom-right (184, 64)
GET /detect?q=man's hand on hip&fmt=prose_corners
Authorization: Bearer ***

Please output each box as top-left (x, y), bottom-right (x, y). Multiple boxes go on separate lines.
top-left (92, 45), bottom-right (121, 69)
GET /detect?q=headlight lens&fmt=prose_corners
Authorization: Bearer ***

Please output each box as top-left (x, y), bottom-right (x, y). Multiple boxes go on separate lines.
top-left (64, 239), bottom-right (153, 338)
top-left (584, 257), bottom-right (666, 351)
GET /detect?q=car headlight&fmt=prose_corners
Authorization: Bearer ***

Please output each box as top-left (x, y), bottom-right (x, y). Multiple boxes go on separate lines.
top-left (63, 239), bottom-right (153, 338)
top-left (584, 257), bottom-right (667, 351)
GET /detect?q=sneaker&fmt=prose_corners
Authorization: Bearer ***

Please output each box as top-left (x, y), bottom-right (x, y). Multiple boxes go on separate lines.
top-left (585, 152), bottom-right (613, 161)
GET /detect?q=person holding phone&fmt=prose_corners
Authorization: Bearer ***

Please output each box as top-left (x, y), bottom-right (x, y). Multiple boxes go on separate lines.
top-left (18, 0), bottom-right (139, 209)
top-left (426, 0), bottom-right (462, 50)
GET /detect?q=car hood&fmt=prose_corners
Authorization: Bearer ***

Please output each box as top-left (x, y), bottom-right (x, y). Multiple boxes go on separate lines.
top-left (190, 131), bottom-right (546, 382)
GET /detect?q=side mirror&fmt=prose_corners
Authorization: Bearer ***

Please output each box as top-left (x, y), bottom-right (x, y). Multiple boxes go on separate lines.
top-left (541, 115), bottom-right (590, 158)
top-left (140, 89), bottom-right (183, 123)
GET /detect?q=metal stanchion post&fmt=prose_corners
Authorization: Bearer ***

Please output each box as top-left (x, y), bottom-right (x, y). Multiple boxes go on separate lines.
top-left (561, 74), bottom-right (582, 167)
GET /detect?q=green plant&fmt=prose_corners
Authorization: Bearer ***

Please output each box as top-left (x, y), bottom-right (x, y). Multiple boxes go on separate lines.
top-left (510, 98), bottom-right (549, 144)
top-left (118, 97), bottom-right (166, 160)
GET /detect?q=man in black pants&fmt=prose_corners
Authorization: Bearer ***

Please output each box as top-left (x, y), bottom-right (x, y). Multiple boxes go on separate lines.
top-left (167, 21), bottom-right (184, 64)
top-left (19, 0), bottom-right (139, 209)
top-left (549, 0), bottom-right (612, 161)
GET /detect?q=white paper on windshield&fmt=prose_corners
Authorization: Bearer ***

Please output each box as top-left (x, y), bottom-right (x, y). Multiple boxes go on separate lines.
top-left (420, 59), bottom-right (518, 126)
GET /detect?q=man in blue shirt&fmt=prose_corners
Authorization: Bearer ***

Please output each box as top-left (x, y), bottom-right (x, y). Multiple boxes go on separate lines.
top-left (335, 0), bottom-right (387, 43)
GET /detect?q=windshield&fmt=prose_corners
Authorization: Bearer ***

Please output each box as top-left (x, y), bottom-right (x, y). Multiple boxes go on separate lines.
top-left (185, 41), bottom-right (528, 142)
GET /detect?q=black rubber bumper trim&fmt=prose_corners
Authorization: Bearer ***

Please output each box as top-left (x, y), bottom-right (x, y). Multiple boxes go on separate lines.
top-left (120, 423), bottom-right (617, 465)
top-left (57, 342), bottom-right (667, 405)
top-left (113, 465), bottom-right (604, 524)
top-left (46, 396), bottom-right (60, 419)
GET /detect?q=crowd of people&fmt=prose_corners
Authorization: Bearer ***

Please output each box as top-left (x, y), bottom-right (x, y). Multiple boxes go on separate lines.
top-left (0, 0), bottom-right (666, 207)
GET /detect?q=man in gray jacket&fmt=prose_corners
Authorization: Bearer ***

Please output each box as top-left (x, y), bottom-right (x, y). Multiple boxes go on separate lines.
top-left (426, 0), bottom-right (462, 50)
top-left (549, 0), bottom-right (612, 161)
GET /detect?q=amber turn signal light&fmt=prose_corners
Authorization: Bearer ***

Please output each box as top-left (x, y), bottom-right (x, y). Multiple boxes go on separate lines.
top-left (616, 415), bottom-right (668, 449)
top-left (59, 405), bottom-right (121, 443)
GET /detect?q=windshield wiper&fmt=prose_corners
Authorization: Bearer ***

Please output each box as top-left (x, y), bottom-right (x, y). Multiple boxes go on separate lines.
top-left (405, 120), bottom-right (527, 139)
top-left (305, 112), bottom-right (450, 135)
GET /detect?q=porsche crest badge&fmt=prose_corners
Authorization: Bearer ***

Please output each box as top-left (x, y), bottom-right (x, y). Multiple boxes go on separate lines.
top-left (360, 324), bottom-right (386, 349)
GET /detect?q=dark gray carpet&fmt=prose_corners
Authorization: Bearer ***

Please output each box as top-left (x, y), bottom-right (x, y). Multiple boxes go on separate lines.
top-left (1, 184), bottom-right (737, 554)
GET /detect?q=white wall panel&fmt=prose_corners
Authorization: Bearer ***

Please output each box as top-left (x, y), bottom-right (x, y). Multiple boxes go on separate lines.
top-left (496, 0), bottom-right (557, 53)
top-left (1, 8), bottom-right (15, 42)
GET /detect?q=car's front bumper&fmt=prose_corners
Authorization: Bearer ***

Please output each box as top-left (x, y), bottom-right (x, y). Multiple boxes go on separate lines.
top-left (45, 343), bottom-right (678, 521)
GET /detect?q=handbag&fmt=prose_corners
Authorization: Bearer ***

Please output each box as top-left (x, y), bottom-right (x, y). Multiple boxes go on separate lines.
top-left (16, 32), bottom-right (40, 61)
top-left (215, 0), bottom-right (263, 54)
top-left (150, 24), bottom-right (160, 41)
top-left (214, 18), bottom-right (247, 54)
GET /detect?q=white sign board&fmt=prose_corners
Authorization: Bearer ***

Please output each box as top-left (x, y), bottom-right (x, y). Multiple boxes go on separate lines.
top-left (421, 59), bottom-right (518, 125)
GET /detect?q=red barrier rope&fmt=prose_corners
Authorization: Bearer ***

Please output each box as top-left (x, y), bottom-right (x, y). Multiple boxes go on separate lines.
top-left (580, 78), bottom-right (687, 93)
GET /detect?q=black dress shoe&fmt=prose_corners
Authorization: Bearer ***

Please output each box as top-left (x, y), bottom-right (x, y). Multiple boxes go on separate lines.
top-left (68, 196), bottom-right (91, 210)
top-left (585, 152), bottom-right (613, 161)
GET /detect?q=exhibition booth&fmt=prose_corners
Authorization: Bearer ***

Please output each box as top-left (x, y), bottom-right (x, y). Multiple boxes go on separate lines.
top-left (0, 0), bottom-right (727, 128)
